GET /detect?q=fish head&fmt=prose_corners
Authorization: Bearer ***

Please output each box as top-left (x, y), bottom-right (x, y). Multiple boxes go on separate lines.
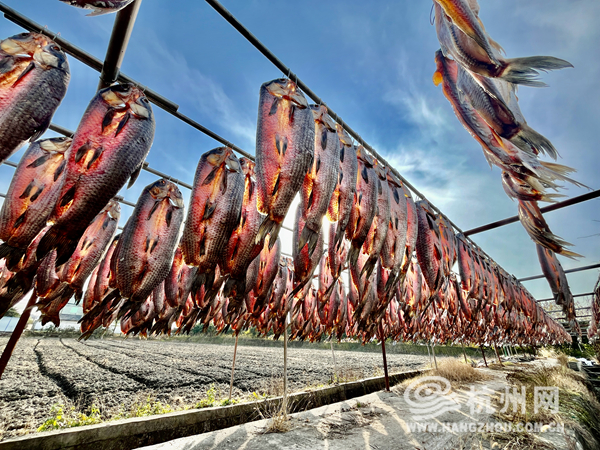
top-left (356, 145), bottom-right (374, 167)
top-left (240, 157), bottom-right (255, 178)
top-left (336, 124), bottom-right (353, 147)
top-left (38, 136), bottom-right (72, 155)
top-left (373, 160), bottom-right (387, 180)
top-left (433, 49), bottom-right (457, 86)
top-left (224, 150), bottom-right (242, 173)
top-left (104, 199), bottom-right (122, 220)
top-left (148, 179), bottom-right (185, 209)
top-left (264, 78), bottom-right (308, 108)
top-left (33, 43), bottom-right (69, 71)
top-left (416, 199), bottom-right (436, 218)
top-left (101, 84), bottom-right (152, 119)
top-left (310, 105), bottom-right (337, 131)
top-left (0, 32), bottom-right (51, 56)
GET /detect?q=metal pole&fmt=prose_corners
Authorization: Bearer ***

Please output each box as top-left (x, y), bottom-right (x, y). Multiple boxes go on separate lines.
top-left (432, 344), bottom-right (438, 371)
top-left (282, 315), bottom-right (288, 415)
top-left (229, 333), bottom-right (239, 401)
top-left (0, 292), bottom-right (36, 379)
top-left (494, 345), bottom-right (503, 366)
top-left (480, 345), bottom-right (488, 367)
top-left (537, 293), bottom-right (593, 303)
top-left (462, 343), bottom-right (468, 364)
top-left (379, 325), bottom-right (390, 391)
top-left (519, 263), bottom-right (600, 283)
top-left (330, 341), bottom-right (338, 383)
top-left (97, 0), bottom-right (143, 90)
top-left (464, 189), bottom-right (600, 236)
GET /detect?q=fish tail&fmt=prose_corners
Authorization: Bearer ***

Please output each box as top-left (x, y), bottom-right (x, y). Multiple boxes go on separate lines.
top-left (501, 56), bottom-right (573, 87)
top-left (222, 277), bottom-right (245, 301)
top-left (37, 227), bottom-right (81, 266)
top-left (348, 245), bottom-right (360, 268)
top-left (256, 217), bottom-right (282, 249)
top-left (298, 226), bottom-right (319, 257)
top-left (539, 161), bottom-right (590, 190)
top-left (539, 193), bottom-right (565, 203)
top-left (360, 257), bottom-right (377, 280)
top-left (512, 125), bottom-right (559, 160)
top-left (0, 243), bottom-right (26, 271)
top-left (556, 248), bottom-right (583, 260)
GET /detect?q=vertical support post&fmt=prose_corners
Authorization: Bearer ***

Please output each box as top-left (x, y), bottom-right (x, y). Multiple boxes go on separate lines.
top-left (0, 292), bottom-right (37, 379)
top-left (432, 343), bottom-right (438, 371)
top-left (97, 0), bottom-right (143, 90)
top-left (330, 341), bottom-right (338, 383)
top-left (379, 324), bottom-right (390, 391)
top-left (229, 333), bottom-right (239, 401)
top-left (480, 345), bottom-right (488, 367)
top-left (426, 343), bottom-right (431, 364)
top-left (494, 345), bottom-right (503, 366)
top-left (462, 343), bottom-right (468, 364)
top-left (283, 315), bottom-right (288, 414)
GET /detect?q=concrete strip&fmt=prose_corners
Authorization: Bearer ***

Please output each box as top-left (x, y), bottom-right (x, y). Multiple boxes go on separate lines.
top-left (0, 369), bottom-right (425, 450)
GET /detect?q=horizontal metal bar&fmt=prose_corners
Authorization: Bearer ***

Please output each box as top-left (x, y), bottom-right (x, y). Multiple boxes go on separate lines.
top-left (141, 163), bottom-right (193, 190)
top-left (536, 292), bottom-right (594, 303)
top-left (464, 189), bottom-right (600, 237)
top-left (519, 263), bottom-right (600, 282)
top-left (546, 307), bottom-right (591, 314)
top-left (48, 123), bottom-right (74, 138)
top-left (557, 315), bottom-right (592, 321)
top-left (0, 192), bottom-right (5, 198)
top-left (113, 196), bottom-right (136, 208)
top-left (2, 160), bottom-right (17, 168)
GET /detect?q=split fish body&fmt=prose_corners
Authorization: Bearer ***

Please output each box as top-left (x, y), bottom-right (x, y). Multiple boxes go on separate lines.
top-left (59, 0), bottom-right (135, 16)
top-left (38, 83), bottom-right (155, 265)
top-left (328, 126), bottom-right (358, 250)
top-left (298, 105), bottom-right (340, 256)
top-left (114, 179), bottom-right (184, 304)
top-left (181, 147), bottom-right (244, 287)
top-left (255, 78), bottom-right (315, 246)
top-left (346, 146), bottom-right (377, 267)
top-left (222, 157), bottom-right (264, 301)
top-left (415, 200), bottom-right (444, 295)
top-left (0, 33), bottom-right (70, 164)
top-left (0, 137), bottom-right (71, 269)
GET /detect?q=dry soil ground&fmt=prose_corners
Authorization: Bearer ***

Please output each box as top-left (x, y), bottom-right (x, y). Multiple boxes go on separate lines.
top-left (0, 336), bottom-right (432, 440)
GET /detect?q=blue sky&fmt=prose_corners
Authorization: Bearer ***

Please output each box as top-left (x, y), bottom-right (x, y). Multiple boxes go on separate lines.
top-left (1, 0), bottom-right (599, 314)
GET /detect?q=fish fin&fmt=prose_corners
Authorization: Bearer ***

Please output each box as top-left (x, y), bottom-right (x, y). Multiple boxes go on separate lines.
top-left (86, 7), bottom-right (113, 16)
top-left (512, 125), bottom-right (559, 160)
top-left (12, 61), bottom-right (35, 87)
top-left (203, 202), bottom-right (216, 220)
top-left (539, 161), bottom-right (590, 190)
top-left (29, 116), bottom-right (52, 144)
top-left (348, 246), bottom-right (360, 268)
top-left (255, 217), bottom-right (282, 248)
top-left (37, 228), bottom-right (81, 266)
top-left (298, 226), bottom-right (319, 257)
top-left (500, 56), bottom-right (573, 87)
top-left (128, 161), bottom-right (143, 189)
top-left (115, 112), bottom-right (131, 137)
top-left (0, 243), bottom-right (26, 271)
top-left (360, 257), bottom-right (377, 280)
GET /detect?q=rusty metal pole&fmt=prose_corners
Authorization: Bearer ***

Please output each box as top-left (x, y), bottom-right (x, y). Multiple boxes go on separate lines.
top-left (228, 333), bottom-right (239, 401)
top-left (494, 345), bottom-right (503, 366)
top-left (379, 324), bottom-right (390, 391)
top-left (97, 0), bottom-right (143, 90)
top-left (283, 315), bottom-right (288, 414)
top-left (0, 292), bottom-right (37, 379)
top-left (480, 345), bottom-right (488, 367)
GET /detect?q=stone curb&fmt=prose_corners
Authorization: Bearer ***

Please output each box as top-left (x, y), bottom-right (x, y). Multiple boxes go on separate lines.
top-left (0, 369), bottom-right (426, 450)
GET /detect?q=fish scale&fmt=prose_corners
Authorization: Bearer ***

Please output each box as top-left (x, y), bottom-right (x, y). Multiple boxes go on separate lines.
top-left (0, 138), bottom-right (71, 269)
top-left (114, 179), bottom-right (184, 304)
top-left (181, 147), bottom-right (245, 285)
top-left (0, 33), bottom-right (70, 165)
top-left (38, 84), bottom-right (155, 265)
top-left (255, 78), bottom-right (315, 246)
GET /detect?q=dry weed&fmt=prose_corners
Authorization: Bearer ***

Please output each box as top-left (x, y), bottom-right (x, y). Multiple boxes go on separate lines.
top-left (256, 401), bottom-right (291, 434)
